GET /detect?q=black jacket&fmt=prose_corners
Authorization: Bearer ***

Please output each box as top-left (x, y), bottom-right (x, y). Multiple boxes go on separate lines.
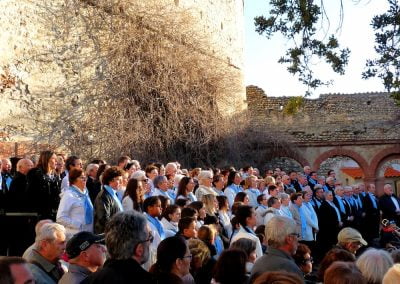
top-left (83, 258), bottom-right (156, 284)
top-left (8, 172), bottom-right (29, 212)
top-left (379, 194), bottom-right (400, 225)
top-left (94, 188), bottom-right (122, 234)
top-left (26, 168), bottom-right (61, 220)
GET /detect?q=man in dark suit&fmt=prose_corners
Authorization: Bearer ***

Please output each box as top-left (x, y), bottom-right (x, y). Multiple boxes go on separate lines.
top-left (333, 186), bottom-right (354, 227)
top-left (379, 183), bottom-right (400, 226)
top-left (289, 171), bottom-right (302, 193)
top-left (361, 183), bottom-right (380, 244)
top-left (311, 185), bottom-right (324, 214)
top-left (316, 191), bottom-right (342, 261)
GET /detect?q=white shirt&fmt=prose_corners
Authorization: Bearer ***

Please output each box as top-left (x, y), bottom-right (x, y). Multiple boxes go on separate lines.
top-left (391, 196), bottom-right (400, 211)
top-left (122, 195), bottom-right (134, 211)
top-left (61, 173), bottom-right (69, 194)
top-left (218, 210), bottom-right (232, 238)
top-left (225, 184), bottom-right (242, 208)
top-left (264, 208), bottom-right (282, 226)
top-left (230, 225), bottom-right (263, 259)
top-left (195, 185), bottom-right (217, 201)
top-left (56, 187), bottom-right (93, 236)
top-left (160, 217), bottom-right (179, 238)
top-left (255, 205), bottom-right (268, 226)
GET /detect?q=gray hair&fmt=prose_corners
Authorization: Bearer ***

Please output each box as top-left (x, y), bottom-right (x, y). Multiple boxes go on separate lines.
top-left (16, 158), bottom-right (32, 172)
top-left (279, 192), bottom-right (289, 200)
top-left (35, 223), bottom-right (65, 249)
top-left (265, 216), bottom-right (296, 248)
top-left (343, 186), bottom-right (353, 192)
top-left (86, 163), bottom-right (99, 175)
top-left (314, 184), bottom-right (323, 190)
top-left (323, 191), bottom-right (333, 198)
top-left (198, 170), bottom-right (213, 185)
top-left (356, 248), bottom-right (393, 284)
top-left (334, 186), bottom-right (343, 194)
top-left (326, 177), bottom-right (334, 183)
top-left (105, 211), bottom-right (148, 260)
top-left (154, 175), bottom-right (167, 188)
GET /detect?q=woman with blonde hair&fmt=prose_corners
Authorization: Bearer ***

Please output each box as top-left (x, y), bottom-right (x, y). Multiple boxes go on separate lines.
top-left (263, 176), bottom-right (276, 188)
top-left (202, 194), bottom-right (219, 217)
top-left (243, 175), bottom-right (260, 208)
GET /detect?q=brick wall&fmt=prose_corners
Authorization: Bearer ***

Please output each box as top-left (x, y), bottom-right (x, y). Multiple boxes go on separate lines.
top-left (247, 85), bottom-right (400, 144)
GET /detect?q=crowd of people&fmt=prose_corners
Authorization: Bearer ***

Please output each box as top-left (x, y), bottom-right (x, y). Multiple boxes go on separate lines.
top-left (1, 151), bottom-right (400, 283)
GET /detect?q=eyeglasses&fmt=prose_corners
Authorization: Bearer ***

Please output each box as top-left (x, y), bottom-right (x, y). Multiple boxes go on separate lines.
top-left (289, 233), bottom-right (300, 238)
top-left (138, 232), bottom-right (154, 244)
top-left (79, 176), bottom-right (87, 181)
top-left (302, 257), bottom-right (313, 264)
top-left (181, 254), bottom-right (192, 260)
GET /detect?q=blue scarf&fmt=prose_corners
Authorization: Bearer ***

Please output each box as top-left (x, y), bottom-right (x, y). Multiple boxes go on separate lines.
top-left (308, 178), bottom-right (317, 185)
top-left (147, 214), bottom-right (165, 239)
top-left (104, 185), bottom-right (123, 212)
top-left (69, 186), bottom-right (93, 225)
top-left (335, 196), bottom-right (346, 214)
top-left (327, 201), bottom-right (342, 222)
top-left (369, 193), bottom-right (377, 209)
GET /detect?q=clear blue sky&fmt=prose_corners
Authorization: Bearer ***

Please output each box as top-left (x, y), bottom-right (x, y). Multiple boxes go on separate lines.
top-left (244, 0), bottom-right (389, 98)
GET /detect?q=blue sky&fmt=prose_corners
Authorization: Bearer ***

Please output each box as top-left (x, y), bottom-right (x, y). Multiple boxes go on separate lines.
top-left (244, 0), bottom-right (389, 98)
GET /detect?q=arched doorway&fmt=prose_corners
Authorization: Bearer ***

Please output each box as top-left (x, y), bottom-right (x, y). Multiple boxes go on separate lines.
top-left (318, 156), bottom-right (365, 186)
top-left (375, 157), bottom-right (400, 195)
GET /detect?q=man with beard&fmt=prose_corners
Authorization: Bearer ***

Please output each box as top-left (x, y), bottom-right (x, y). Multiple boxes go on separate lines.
top-left (83, 211), bottom-right (156, 283)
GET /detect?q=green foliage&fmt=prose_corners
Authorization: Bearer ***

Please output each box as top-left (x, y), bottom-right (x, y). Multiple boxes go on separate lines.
top-left (255, 0), bottom-right (350, 95)
top-left (362, 0), bottom-right (400, 105)
top-left (284, 96), bottom-right (304, 115)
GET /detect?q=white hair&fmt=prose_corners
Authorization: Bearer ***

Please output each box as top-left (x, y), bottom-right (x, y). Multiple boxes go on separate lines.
top-left (326, 177), bottom-right (334, 183)
top-left (198, 170), bottom-right (213, 185)
top-left (356, 248), bottom-right (393, 284)
top-left (334, 186), bottom-right (344, 194)
top-left (265, 216), bottom-right (296, 248)
top-left (35, 223), bottom-right (65, 249)
top-left (86, 163), bottom-right (99, 175)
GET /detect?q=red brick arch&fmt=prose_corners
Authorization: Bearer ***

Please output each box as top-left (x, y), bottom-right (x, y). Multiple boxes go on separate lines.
top-left (313, 148), bottom-right (369, 175)
top-left (369, 145), bottom-right (400, 177)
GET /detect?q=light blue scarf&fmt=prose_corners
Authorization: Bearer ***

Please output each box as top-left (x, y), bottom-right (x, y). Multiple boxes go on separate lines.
top-left (147, 214), bottom-right (165, 239)
top-left (69, 186), bottom-right (93, 225)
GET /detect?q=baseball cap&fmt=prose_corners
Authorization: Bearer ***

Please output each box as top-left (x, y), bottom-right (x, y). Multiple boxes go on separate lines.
top-left (337, 227), bottom-right (367, 246)
top-left (66, 231), bottom-right (105, 259)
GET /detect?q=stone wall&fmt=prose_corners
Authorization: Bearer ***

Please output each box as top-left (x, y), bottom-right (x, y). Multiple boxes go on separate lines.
top-left (0, 0), bottom-right (246, 149)
top-left (247, 86), bottom-right (400, 144)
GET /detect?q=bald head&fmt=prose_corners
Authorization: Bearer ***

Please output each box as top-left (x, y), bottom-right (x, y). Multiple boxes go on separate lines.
top-left (1, 158), bottom-right (11, 173)
top-left (16, 159), bottom-right (34, 175)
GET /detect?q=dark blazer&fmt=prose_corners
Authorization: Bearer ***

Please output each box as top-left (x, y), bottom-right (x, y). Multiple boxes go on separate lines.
top-left (317, 200), bottom-right (341, 254)
top-left (333, 196), bottom-right (349, 223)
top-left (361, 193), bottom-right (380, 241)
top-left (82, 258), bottom-right (156, 284)
top-left (26, 168), bottom-right (61, 220)
top-left (8, 172), bottom-right (29, 212)
top-left (379, 194), bottom-right (400, 225)
top-left (86, 177), bottom-right (100, 205)
top-left (94, 188), bottom-right (122, 234)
